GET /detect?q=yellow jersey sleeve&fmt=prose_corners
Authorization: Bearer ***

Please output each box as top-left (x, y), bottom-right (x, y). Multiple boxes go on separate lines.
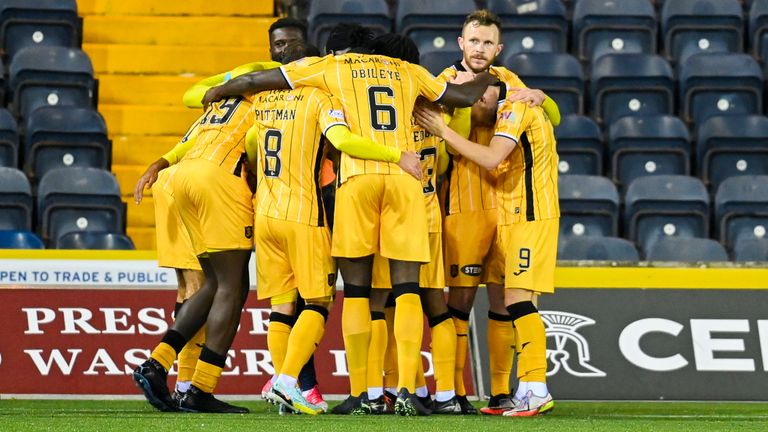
top-left (183, 61), bottom-right (281, 108)
top-left (494, 100), bottom-right (534, 143)
top-left (161, 113), bottom-right (206, 164)
top-left (409, 63), bottom-right (448, 102)
top-left (279, 55), bottom-right (330, 91)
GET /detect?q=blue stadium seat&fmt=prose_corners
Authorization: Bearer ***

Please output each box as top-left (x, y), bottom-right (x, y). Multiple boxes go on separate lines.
top-left (0, 230), bottom-right (44, 249)
top-left (573, 0), bottom-right (657, 62)
top-left (624, 175), bottom-right (710, 255)
top-left (37, 167), bottom-right (125, 247)
top-left (23, 106), bottom-right (110, 181)
top-left (308, 0), bottom-right (392, 51)
top-left (419, 50), bottom-right (461, 76)
top-left (8, 46), bottom-right (95, 119)
top-left (732, 238), bottom-right (768, 261)
top-left (0, 109), bottom-right (19, 168)
top-left (696, 115), bottom-right (768, 190)
top-left (661, 0), bottom-right (743, 64)
top-left (504, 52), bottom-right (584, 115)
top-left (558, 175), bottom-right (620, 239)
top-left (554, 115), bottom-right (603, 175)
top-left (396, 0), bottom-right (474, 54)
top-left (0, 167), bottom-right (33, 230)
top-left (609, 115), bottom-right (691, 187)
top-left (750, 0), bottom-right (768, 61)
top-left (56, 231), bottom-right (135, 250)
top-left (714, 176), bottom-right (768, 251)
top-left (590, 54), bottom-right (674, 126)
top-left (487, 0), bottom-right (568, 56)
top-left (0, 0), bottom-right (81, 61)
top-left (558, 236), bottom-right (640, 261)
top-left (646, 237), bottom-right (728, 262)
top-left (678, 53), bottom-right (763, 125)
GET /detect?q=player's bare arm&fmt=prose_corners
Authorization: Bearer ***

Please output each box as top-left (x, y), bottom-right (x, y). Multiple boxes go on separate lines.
top-left (506, 87), bottom-right (546, 107)
top-left (439, 71), bottom-right (500, 108)
top-left (414, 104), bottom-right (515, 171)
top-left (202, 69), bottom-right (290, 107)
top-left (133, 157), bottom-right (169, 204)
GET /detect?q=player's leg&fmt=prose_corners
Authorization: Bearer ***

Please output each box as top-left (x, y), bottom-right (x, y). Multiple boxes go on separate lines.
top-left (367, 267), bottom-right (393, 414)
top-left (382, 294), bottom-right (398, 400)
top-left (295, 296), bottom-right (323, 408)
top-left (482, 283), bottom-right (516, 414)
top-left (266, 294), bottom-right (296, 396)
top-left (175, 270), bottom-right (206, 399)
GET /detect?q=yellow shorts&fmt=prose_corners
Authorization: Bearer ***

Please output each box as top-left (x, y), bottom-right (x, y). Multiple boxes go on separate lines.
top-left (254, 214), bottom-right (337, 301)
top-left (371, 232), bottom-right (445, 289)
top-left (443, 209), bottom-right (497, 287)
top-left (152, 167), bottom-right (200, 270)
top-left (484, 218), bottom-right (559, 294)
top-left (332, 174), bottom-right (429, 263)
top-left (171, 159), bottom-right (254, 256)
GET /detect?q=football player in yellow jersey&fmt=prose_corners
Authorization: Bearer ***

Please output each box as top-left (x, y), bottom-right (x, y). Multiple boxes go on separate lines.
top-left (415, 81), bottom-right (559, 418)
top-left (202, 33), bottom-right (497, 416)
top-left (436, 10), bottom-right (561, 415)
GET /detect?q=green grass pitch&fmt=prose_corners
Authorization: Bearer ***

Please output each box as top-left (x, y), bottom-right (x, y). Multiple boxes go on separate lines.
top-left (1, 399), bottom-right (767, 432)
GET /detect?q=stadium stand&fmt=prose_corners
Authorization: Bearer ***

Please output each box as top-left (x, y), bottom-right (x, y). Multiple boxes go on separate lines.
top-left (749, 0), bottom-right (768, 61)
top-left (396, 0), bottom-right (474, 54)
top-left (308, 0), bottom-right (392, 50)
top-left (608, 115), bottom-right (690, 188)
top-left (661, 0), bottom-right (743, 64)
top-left (572, 0), bottom-right (657, 62)
top-left (646, 237), bottom-right (729, 262)
top-left (487, 0), bottom-right (568, 56)
top-left (420, 50), bottom-right (462, 75)
top-left (504, 52), bottom-right (584, 115)
top-left (733, 238), bottom-right (768, 261)
top-left (554, 114), bottom-right (603, 175)
top-left (715, 175), bottom-right (768, 251)
top-left (0, 0), bottom-right (82, 61)
top-left (0, 230), bottom-right (44, 249)
top-left (0, 167), bottom-right (33, 231)
top-left (0, 108), bottom-right (19, 168)
top-left (558, 236), bottom-right (640, 261)
top-left (56, 231), bottom-right (135, 250)
top-left (624, 175), bottom-right (710, 256)
top-left (696, 115), bottom-right (768, 190)
top-left (558, 174), bottom-right (620, 239)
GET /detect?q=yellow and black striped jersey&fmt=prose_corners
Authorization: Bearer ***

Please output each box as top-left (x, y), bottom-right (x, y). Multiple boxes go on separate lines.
top-left (279, 53), bottom-right (447, 183)
top-left (493, 100), bottom-right (560, 225)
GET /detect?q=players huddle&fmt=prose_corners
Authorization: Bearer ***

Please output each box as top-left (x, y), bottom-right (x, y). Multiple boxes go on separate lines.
top-left (131, 9), bottom-right (560, 418)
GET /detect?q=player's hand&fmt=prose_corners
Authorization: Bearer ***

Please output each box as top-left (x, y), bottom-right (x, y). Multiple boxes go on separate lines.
top-left (201, 86), bottom-right (222, 109)
top-left (413, 104), bottom-right (447, 138)
top-left (507, 87), bottom-right (546, 107)
top-left (398, 151), bottom-right (422, 180)
top-left (134, 158), bottom-right (169, 204)
top-left (452, 71), bottom-right (476, 85)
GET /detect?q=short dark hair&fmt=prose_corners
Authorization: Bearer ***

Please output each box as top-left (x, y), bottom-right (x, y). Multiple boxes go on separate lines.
top-left (370, 33), bottom-right (420, 64)
top-left (281, 42), bottom-right (321, 63)
top-left (462, 9), bottom-right (502, 35)
top-left (268, 17), bottom-right (308, 41)
top-left (325, 23), bottom-right (375, 53)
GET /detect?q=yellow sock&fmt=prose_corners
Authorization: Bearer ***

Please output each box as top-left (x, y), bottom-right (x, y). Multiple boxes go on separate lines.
top-left (452, 316), bottom-right (469, 396)
top-left (342, 297), bottom-right (371, 396)
top-left (280, 309), bottom-right (326, 378)
top-left (383, 306), bottom-right (398, 390)
top-left (488, 315), bottom-right (515, 396)
top-left (430, 318), bottom-right (457, 393)
top-left (394, 293), bottom-right (423, 392)
top-left (367, 313), bottom-right (387, 392)
top-left (514, 311), bottom-right (547, 383)
top-left (177, 326), bottom-right (205, 383)
top-left (267, 314), bottom-right (293, 376)
top-left (415, 351), bottom-right (426, 389)
top-left (191, 360), bottom-right (222, 393)
top-left (150, 343), bottom-right (177, 371)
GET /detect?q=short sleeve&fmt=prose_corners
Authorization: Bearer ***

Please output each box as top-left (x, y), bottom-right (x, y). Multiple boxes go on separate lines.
top-left (314, 91), bottom-right (349, 135)
top-left (410, 63), bottom-right (448, 102)
top-left (494, 100), bottom-right (531, 143)
top-left (279, 55), bottom-right (331, 91)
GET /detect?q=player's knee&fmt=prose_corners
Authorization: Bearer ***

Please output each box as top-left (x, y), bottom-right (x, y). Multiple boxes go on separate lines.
top-left (269, 310), bottom-right (296, 327)
top-left (427, 311), bottom-right (452, 328)
top-left (392, 282), bottom-right (419, 299)
top-left (447, 305), bottom-right (471, 322)
top-left (344, 283), bottom-right (371, 298)
top-left (303, 303), bottom-right (330, 323)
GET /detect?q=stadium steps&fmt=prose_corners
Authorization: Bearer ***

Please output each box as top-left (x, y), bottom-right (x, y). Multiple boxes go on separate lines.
top-left (99, 105), bottom-right (201, 136)
top-left (97, 75), bottom-right (199, 106)
top-left (112, 136), bottom-right (183, 165)
top-left (78, 0), bottom-right (274, 16)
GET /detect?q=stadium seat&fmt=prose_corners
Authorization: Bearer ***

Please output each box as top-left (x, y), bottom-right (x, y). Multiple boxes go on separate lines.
top-left (37, 167), bottom-right (125, 247)
top-left (0, 0), bottom-right (81, 62)
top-left (732, 238), bottom-right (768, 261)
top-left (308, 0), bottom-right (392, 51)
top-left (590, 54), bottom-right (675, 126)
top-left (56, 231), bottom-right (135, 250)
top-left (0, 108), bottom-right (19, 168)
top-left (419, 50), bottom-right (461, 75)
top-left (554, 115), bottom-right (603, 175)
top-left (0, 167), bottom-right (33, 230)
top-left (504, 52), bottom-right (584, 115)
top-left (487, 0), bottom-right (568, 56)
top-left (624, 175), bottom-right (710, 255)
top-left (646, 237), bottom-right (728, 262)
top-left (572, 0), bottom-right (657, 62)
top-left (714, 175), bottom-right (768, 251)
top-left (8, 46), bottom-right (95, 119)
top-left (696, 115), bottom-right (768, 190)
top-left (558, 236), bottom-right (640, 261)
top-left (608, 115), bottom-right (691, 187)
top-left (661, 0), bottom-right (743, 64)
top-left (678, 53), bottom-right (763, 125)
top-left (396, 0), bottom-right (475, 54)
top-left (0, 230), bottom-right (44, 249)
top-left (558, 175), bottom-right (620, 239)
top-left (750, 0), bottom-right (768, 61)
top-left (23, 106), bottom-right (110, 181)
